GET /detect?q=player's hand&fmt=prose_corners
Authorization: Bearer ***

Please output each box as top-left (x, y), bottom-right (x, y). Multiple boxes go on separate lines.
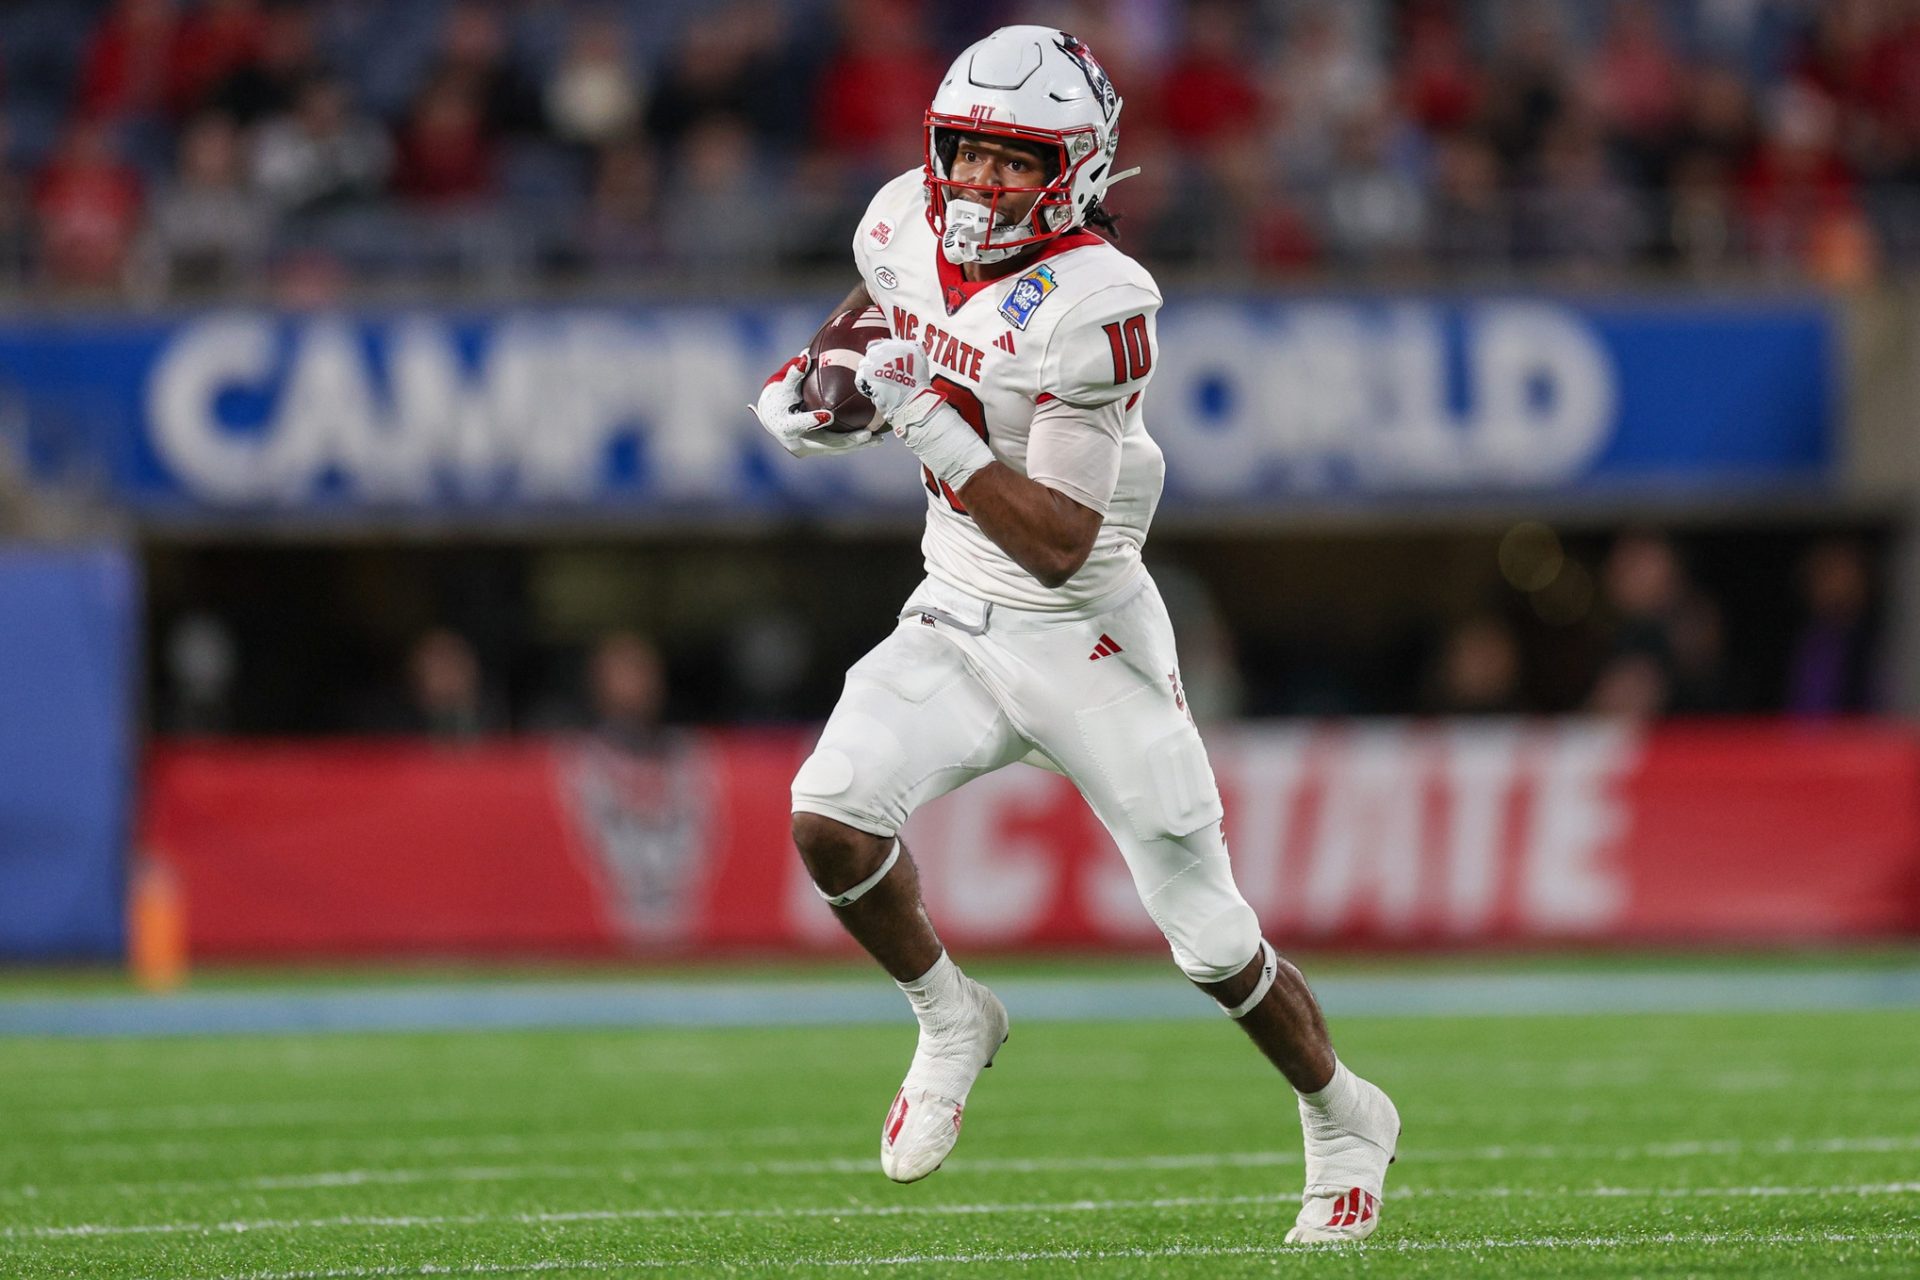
top-left (857, 340), bottom-right (994, 489)
top-left (750, 351), bottom-right (880, 458)
top-left (855, 339), bottom-right (932, 424)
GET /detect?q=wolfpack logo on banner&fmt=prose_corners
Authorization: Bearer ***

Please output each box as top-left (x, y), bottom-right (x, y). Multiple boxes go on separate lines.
top-left (558, 735), bottom-right (714, 942)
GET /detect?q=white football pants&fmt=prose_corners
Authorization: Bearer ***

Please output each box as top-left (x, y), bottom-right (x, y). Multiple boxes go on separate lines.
top-left (792, 572), bottom-right (1262, 983)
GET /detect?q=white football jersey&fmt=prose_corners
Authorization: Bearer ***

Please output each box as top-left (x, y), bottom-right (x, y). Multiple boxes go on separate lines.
top-left (852, 169), bottom-right (1166, 612)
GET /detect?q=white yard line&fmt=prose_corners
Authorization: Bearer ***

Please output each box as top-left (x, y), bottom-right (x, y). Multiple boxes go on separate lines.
top-left (11, 1133), bottom-right (1920, 1203)
top-left (18, 1180), bottom-right (1920, 1243)
top-left (24, 1123), bottom-right (833, 1169)
top-left (153, 1227), bottom-right (1920, 1280)
top-left (18, 1100), bottom-right (488, 1136)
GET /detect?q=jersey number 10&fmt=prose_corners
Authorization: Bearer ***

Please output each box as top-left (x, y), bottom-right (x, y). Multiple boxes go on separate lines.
top-left (1103, 314), bottom-right (1152, 383)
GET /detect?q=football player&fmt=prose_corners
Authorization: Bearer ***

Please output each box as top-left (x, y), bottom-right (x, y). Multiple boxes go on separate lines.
top-left (752, 25), bottom-right (1399, 1244)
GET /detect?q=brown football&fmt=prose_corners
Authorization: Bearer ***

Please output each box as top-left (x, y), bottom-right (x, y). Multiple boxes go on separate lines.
top-left (801, 304), bottom-right (892, 433)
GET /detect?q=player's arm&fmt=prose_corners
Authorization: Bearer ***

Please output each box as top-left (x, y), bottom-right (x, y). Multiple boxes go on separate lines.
top-left (831, 279), bottom-right (873, 321)
top-left (950, 460), bottom-right (1103, 589)
top-left (858, 285), bottom-right (1153, 588)
top-left (854, 359), bottom-right (1125, 589)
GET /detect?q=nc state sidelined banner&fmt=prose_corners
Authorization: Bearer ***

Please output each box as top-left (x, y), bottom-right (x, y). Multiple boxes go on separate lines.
top-left (140, 722), bottom-right (1920, 959)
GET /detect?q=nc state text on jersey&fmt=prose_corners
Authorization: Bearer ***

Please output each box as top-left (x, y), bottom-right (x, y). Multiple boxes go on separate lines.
top-left (890, 306), bottom-right (988, 382)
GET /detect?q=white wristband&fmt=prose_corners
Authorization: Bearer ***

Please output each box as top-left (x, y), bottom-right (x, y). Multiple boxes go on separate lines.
top-left (894, 389), bottom-right (995, 491)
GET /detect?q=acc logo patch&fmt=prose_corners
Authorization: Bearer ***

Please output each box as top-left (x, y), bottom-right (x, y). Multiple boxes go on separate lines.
top-left (998, 264), bottom-right (1059, 330)
top-left (874, 266), bottom-right (899, 289)
top-left (868, 219), bottom-right (894, 248)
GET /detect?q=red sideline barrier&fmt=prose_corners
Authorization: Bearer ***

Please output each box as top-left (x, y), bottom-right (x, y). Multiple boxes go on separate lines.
top-left (141, 722), bottom-right (1920, 959)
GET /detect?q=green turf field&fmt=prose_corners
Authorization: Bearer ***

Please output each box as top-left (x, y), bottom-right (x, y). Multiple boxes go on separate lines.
top-left (4, 974), bottom-right (1919, 1277)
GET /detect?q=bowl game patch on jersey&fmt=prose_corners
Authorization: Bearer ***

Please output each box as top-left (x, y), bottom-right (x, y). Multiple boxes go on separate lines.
top-left (999, 264), bottom-right (1059, 330)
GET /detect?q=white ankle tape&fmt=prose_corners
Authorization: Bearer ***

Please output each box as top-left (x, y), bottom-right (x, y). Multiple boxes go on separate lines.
top-left (1222, 939), bottom-right (1278, 1019)
top-left (818, 839), bottom-right (901, 907)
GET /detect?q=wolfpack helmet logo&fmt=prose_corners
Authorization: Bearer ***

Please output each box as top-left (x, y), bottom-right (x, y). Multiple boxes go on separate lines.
top-left (998, 263), bottom-right (1058, 330)
top-left (1055, 33), bottom-right (1117, 123)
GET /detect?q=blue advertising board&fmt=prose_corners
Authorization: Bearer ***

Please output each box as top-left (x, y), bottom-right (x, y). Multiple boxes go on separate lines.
top-left (0, 546), bottom-right (137, 959)
top-left (0, 296), bottom-right (1835, 517)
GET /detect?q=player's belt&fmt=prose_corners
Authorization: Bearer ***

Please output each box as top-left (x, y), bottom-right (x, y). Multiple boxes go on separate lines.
top-left (900, 602), bottom-right (994, 636)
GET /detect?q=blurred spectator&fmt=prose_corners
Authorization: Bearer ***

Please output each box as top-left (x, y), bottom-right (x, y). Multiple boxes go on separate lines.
top-left (580, 140), bottom-right (662, 273)
top-left (1739, 80), bottom-right (1859, 272)
top-left (1394, 4), bottom-right (1481, 135)
top-left (659, 117), bottom-right (781, 272)
top-left (401, 628), bottom-right (503, 739)
top-left (1427, 614), bottom-right (1522, 715)
top-left (1268, 3), bottom-right (1384, 181)
top-left (1520, 110), bottom-right (1644, 270)
top-left (138, 112), bottom-right (270, 294)
top-left (1159, 0), bottom-right (1263, 150)
top-left (1587, 530), bottom-right (1688, 716)
top-left (208, 3), bottom-right (321, 126)
top-left (1666, 149), bottom-right (1737, 272)
top-left (1322, 104), bottom-right (1425, 267)
top-left (1482, 3), bottom-right (1571, 173)
top-left (34, 120), bottom-right (143, 288)
top-left (1426, 130), bottom-right (1509, 267)
top-left (644, 6), bottom-right (783, 157)
top-left (561, 631), bottom-right (704, 938)
top-left (586, 631), bottom-right (667, 749)
top-left (429, 2), bottom-right (546, 140)
top-left (1785, 539), bottom-right (1879, 715)
top-left (811, 0), bottom-right (944, 168)
top-left (1586, 0), bottom-right (1686, 159)
top-left (78, 0), bottom-right (180, 121)
top-left (162, 611), bottom-right (238, 734)
top-left (251, 78), bottom-right (391, 216)
top-left (1587, 651), bottom-right (1671, 718)
top-left (545, 11), bottom-right (643, 147)
top-left (392, 77), bottom-right (497, 205)
top-left (167, 0), bottom-right (268, 118)
top-left (1668, 594), bottom-right (1734, 713)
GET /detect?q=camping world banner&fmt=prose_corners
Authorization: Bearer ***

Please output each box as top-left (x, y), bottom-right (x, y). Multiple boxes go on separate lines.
top-left (4, 297), bottom-right (1834, 518)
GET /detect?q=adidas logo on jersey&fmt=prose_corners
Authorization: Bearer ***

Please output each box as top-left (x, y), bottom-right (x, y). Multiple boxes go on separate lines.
top-left (1088, 634), bottom-right (1124, 661)
top-left (994, 332), bottom-right (1016, 354)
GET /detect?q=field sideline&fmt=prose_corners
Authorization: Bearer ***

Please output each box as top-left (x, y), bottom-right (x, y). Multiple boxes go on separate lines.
top-left (3, 956), bottom-right (1918, 1277)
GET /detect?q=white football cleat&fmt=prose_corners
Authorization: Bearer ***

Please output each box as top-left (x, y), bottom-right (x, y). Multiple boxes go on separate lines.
top-left (879, 978), bottom-right (1009, 1183)
top-left (1285, 1072), bottom-right (1400, 1244)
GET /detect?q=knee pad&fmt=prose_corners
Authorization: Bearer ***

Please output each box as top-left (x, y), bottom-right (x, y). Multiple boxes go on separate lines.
top-left (791, 707), bottom-right (904, 828)
top-left (1171, 898), bottom-right (1263, 984)
top-left (1138, 822), bottom-right (1264, 985)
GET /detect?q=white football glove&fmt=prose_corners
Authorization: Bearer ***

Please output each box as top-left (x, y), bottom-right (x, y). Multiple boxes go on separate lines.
top-left (856, 339), bottom-right (996, 490)
top-left (750, 351), bottom-right (880, 458)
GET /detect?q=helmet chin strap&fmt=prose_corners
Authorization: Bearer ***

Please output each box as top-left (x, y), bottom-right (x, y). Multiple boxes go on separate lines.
top-left (940, 199), bottom-right (1031, 266)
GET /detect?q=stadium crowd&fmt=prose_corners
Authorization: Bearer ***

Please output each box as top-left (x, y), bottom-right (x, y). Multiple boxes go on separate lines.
top-left (147, 528), bottom-right (1889, 734)
top-left (5, 0), bottom-right (1918, 297)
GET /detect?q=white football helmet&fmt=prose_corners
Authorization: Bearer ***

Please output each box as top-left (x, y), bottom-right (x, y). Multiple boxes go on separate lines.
top-left (924, 26), bottom-right (1132, 264)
